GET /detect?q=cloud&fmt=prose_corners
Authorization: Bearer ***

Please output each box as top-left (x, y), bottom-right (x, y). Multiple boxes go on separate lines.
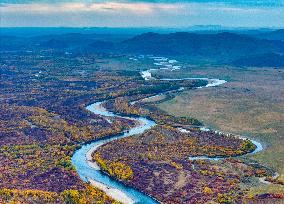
top-left (1, 0), bottom-right (283, 8)
top-left (0, 2), bottom-right (183, 14)
top-left (1, 1), bottom-right (284, 27)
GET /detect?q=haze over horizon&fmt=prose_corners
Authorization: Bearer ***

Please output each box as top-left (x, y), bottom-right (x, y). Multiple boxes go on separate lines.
top-left (1, 0), bottom-right (284, 28)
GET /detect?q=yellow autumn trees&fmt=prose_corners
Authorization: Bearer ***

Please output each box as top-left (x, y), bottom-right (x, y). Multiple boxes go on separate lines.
top-left (203, 187), bottom-right (213, 194)
top-left (0, 188), bottom-right (62, 203)
top-left (95, 153), bottom-right (133, 181)
top-left (0, 186), bottom-right (122, 204)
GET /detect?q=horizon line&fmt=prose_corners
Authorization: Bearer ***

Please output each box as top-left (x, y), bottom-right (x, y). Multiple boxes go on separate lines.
top-left (1, 26), bottom-right (283, 29)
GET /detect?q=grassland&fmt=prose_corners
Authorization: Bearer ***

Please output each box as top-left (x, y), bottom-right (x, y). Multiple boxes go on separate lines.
top-left (155, 66), bottom-right (284, 195)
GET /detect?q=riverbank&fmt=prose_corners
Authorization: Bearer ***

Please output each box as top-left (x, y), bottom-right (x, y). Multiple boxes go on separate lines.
top-left (86, 144), bottom-right (101, 170)
top-left (72, 102), bottom-right (158, 204)
top-left (89, 179), bottom-right (135, 204)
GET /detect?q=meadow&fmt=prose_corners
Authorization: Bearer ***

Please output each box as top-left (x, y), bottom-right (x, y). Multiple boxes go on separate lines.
top-left (155, 65), bottom-right (284, 196)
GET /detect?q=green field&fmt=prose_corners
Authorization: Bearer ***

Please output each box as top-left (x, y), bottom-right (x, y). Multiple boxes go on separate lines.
top-left (155, 66), bottom-right (284, 194)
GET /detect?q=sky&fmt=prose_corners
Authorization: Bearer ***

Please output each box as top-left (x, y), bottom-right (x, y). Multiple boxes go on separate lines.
top-left (1, 0), bottom-right (284, 28)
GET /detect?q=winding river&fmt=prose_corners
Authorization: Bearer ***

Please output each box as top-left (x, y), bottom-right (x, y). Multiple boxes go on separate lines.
top-left (71, 56), bottom-right (263, 204)
top-left (72, 102), bottom-right (158, 204)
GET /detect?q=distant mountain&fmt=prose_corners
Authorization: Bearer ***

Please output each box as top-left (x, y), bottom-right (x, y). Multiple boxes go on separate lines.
top-left (0, 27), bottom-right (144, 37)
top-left (36, 33), bottom-right (130, 49)
top-left (39, 38), bottom-right (69, 49)
top-left (1, 31), bottom-right (284, 67)
top-left (117, 32), bottom-right (284, 63)
top-left (0, 35), bottom-right (30, 51)
top-left (232, 53), bottom-right (284, 67)
top-left (89, 41), bottom-right (116, 53)
top-left (255, 29), bottom-right (284, 41)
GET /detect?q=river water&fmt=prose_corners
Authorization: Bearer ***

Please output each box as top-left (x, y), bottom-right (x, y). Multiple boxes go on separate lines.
top-left (71, 56), bottom-right (263, 204)
top-left (72, 102), bottom-right (158, 204)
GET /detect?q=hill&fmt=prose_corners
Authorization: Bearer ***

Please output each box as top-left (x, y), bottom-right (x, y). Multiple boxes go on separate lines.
top-left (117, 32), bottom-right (284, 63)
top-left (233, 53), bottom-right (284, 67)
top-left (255, 29), bottom-right (284, 41)
top-left (1, 31), bottom-right (284, 67)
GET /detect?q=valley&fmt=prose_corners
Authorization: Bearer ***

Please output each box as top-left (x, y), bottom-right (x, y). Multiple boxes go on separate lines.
top-left (0, 29), bottom-right (284, 203)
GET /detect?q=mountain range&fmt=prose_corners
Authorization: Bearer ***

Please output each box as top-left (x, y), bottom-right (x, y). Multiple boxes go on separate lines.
top-left (1, 29), bottom-right (284, 67)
